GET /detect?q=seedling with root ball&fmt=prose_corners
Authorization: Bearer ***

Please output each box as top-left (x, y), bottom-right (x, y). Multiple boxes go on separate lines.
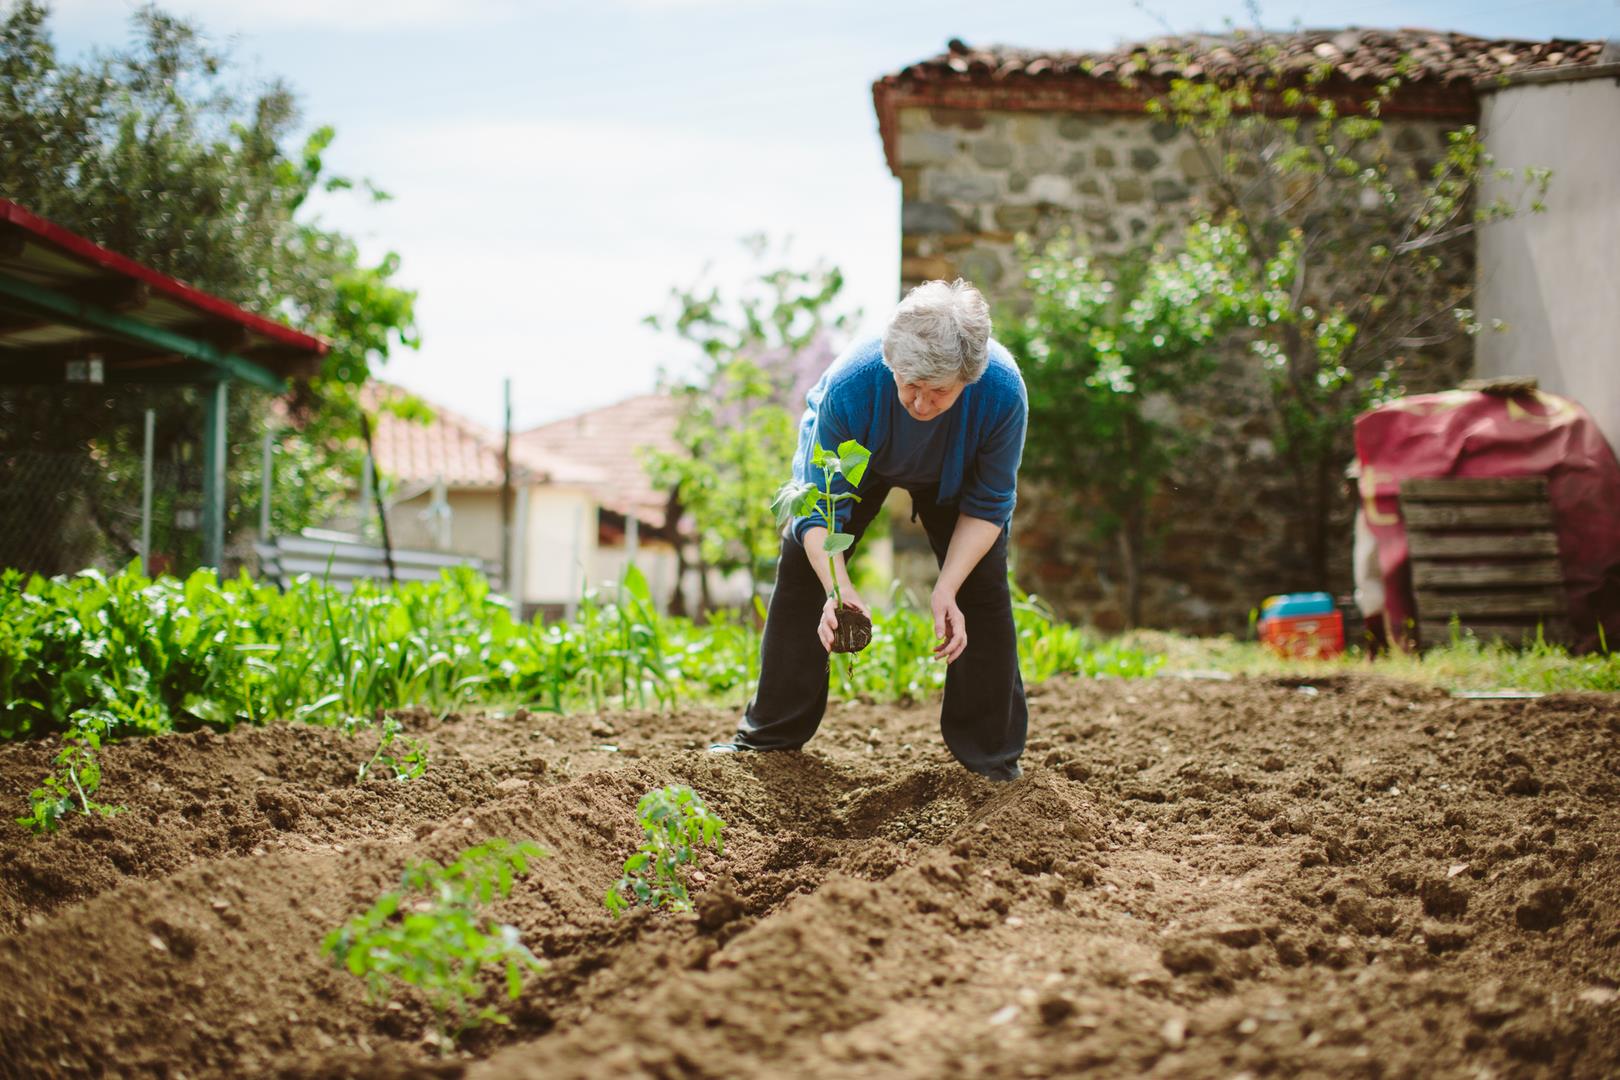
top-left (772, 438), bottom-right (874, 654)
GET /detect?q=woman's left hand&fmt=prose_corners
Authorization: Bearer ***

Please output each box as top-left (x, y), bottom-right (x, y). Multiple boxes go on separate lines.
top-left (931, 587), bottom-right (966, 663)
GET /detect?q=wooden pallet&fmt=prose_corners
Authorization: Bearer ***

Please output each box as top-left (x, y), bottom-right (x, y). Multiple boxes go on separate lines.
top-left (1398, 476), bottom-right (1569, 647)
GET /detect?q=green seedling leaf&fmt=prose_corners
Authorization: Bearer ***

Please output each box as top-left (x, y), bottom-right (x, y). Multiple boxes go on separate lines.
top-left (604, 785), bottom-right (726, 918)
top-left (323, 838), bottom-right (548, 1051)
top-left (837, 441), bottom-right (871, 487)
top-left (824, 532), bottom-right (854, 555)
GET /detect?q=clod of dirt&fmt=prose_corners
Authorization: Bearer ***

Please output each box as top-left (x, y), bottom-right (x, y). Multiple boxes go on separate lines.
top-left (1422, 920), bottom-right (1475, 954)
top-left (1468, 980), bottom-right (1530, 1028)
top-left (1514, 883), bottom-right (1575, 931)
top-left (1161, 937), bottom-right (1223, 975)
top-left (1210, 924), bottom-right (1264, 949)
top-left (1419, 876), bottom-right (1471, 918)
top-left (696, 885), bottom-right (745, 932)
top-left (254, 786), bottom-right (305, 830)
top-left (1037, 992), bottom-right (1077, 1025)
top-left (831, 605), bottom-right (873, 654)
top-left (1498, 1013), bottom-right (1565, 1062)
top-left (1503, 768), bottom-right (1543, 796)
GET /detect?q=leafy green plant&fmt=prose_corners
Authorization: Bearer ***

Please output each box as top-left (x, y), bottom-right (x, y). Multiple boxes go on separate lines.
top-left (0, 3), bottom-right (419, 572)
top-left (645, 236), bottom-right (853, 611)
top-left (0, 564), bottom-right (1167, 747)
top-left (1138, 26), bottom-right (1551, 585)
top-left (998, 223), bottom-right (1253, 626)
top-left (322, 839), bottom-right (547, 1045)
top-left (604, 786), bottom-right (726, 917)
top-left (775, 438), bottom-right (874, 659)
top-left (356, 716), bottom-right (429, 782)
top-left (775, 438), bottom-right (871, 591)
top-left (16, 712), bottom-right (121, 833)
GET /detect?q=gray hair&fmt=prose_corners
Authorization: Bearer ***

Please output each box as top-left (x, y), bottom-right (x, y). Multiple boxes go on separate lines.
top-left (882, 278), bottom-right (992, 385)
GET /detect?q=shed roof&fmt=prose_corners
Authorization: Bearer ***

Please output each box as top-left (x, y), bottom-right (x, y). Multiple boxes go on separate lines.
top-left (515, 393), bottom-right (683, 531)
top-left (873, 29), bottom-right (1607, 177)
top-left (0, 198), bottom-right (327, 390)
top-left (363, 382), bottom-right (602, 491)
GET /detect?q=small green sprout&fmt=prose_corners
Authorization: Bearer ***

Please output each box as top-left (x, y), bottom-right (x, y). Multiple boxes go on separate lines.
top-left (17, 712), bottom-right (122, 834)
top-left (356, 715), bottom-right (429, 782)
top-left (604, 785), bottom-right (726, 917)
top-left (322, 838), bottom-right (547, 1046)
top-left (773, 438), bottom-right (871, 610)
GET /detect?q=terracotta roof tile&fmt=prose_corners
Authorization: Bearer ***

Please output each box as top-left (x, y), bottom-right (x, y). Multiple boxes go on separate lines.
top-left (514, 393), bottom-right (683, 531)
top-left (873, 28), bottom-right (1606, 176)
top-left (887, 30), bottom-right (1604, 88)
top-left (362, 382), bottom-right (600, 491)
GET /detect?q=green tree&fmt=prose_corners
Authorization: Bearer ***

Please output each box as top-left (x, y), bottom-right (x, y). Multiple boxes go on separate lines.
top-left (645, 238), bottom-right (852, 612)
top-left (1140, 29), bottom-right (1548, 585)
top-left (0, 2), bottom-right (419, 569)
top-left (998, 221), bottom-right (1257, 627)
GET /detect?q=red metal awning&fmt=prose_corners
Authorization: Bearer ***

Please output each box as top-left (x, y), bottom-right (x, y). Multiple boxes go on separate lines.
top-left (0, 197), bottom-right (328, 387)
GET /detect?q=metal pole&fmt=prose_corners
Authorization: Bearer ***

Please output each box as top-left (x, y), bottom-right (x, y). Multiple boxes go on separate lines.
top-left (501, 377), bottom-right (514, 591)
top-left (141, 409), bottom-right (154, 576)
top-left (260, 430), bottom-right (273, 540)
top-left (201, 378), bottom-right (228, 569)
top-left (511, 485), bottom-right (530, 612)
top-left (360, 453), bottom-right (374, 538)
top-left (359, 413), bottom-right (397, 586)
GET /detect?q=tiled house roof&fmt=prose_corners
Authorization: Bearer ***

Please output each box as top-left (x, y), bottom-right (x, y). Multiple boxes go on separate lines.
top-left (514, 393), bottom-right (683, 532)
top-left (363, 383), bottom-right (599, 490)
top-left (873, 29), bottom-right (1607, 175)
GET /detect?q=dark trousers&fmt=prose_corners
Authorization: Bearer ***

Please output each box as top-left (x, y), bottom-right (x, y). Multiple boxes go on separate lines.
top-left (736, 479), bottom-right (1027, 780)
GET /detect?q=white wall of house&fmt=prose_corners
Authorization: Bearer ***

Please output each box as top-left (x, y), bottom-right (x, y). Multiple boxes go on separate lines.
top-left (387, 488), bottom-right (503, 566)
top-left (385, 484), bottom-right (691, 613)
top-left (591, 540), bottom-right (680, 610)
top-left (1475, 72), bottom-right (1620, 450)
top-left (519, 487), bottom-right (596, 607)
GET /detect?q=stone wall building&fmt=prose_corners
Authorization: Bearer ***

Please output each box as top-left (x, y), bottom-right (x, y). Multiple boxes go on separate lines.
top-left (871, 30), bottom-right (1605, 633)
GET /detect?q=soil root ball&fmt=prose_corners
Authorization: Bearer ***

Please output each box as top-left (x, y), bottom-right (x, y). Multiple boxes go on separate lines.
top-left (831, 605), bottom-right (873, 654)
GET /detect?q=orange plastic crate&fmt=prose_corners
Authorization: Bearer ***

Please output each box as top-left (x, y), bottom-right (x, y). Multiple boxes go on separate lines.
top-left (1259, 611), bottom-right (1345, 659)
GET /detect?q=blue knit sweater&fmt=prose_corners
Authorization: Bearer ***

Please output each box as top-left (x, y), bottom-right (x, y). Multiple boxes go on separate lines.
top-left (790, 336), bottom-right (1027, 543)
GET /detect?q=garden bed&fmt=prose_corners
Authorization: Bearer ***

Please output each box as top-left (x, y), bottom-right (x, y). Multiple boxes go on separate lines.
top-left (1, 674), bottom-right (1616, 1078)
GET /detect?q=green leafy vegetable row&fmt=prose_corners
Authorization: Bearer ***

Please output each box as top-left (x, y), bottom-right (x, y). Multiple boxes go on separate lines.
top-left (0, 563), bottom-right (1162, 741)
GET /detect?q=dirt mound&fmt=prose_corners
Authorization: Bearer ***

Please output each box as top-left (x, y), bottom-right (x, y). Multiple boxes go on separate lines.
top-left (1, 675), bottom-right (1616, 1078)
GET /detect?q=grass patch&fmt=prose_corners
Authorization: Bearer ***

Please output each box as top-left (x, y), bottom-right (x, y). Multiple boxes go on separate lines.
top-left (1128, 627), bottom-right (1620, 694)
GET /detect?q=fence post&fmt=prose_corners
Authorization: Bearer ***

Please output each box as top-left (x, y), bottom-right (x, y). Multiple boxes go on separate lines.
top-left (201, 378), bottom-right (228, 569)
top-left (260, 430), bottom-right (273, 540)
top-left (141, 408), bottom-right (154, 576)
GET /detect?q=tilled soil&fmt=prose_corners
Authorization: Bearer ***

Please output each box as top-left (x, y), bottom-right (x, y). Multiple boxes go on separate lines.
top-left (0, 674), bottom-right (1616, 1078)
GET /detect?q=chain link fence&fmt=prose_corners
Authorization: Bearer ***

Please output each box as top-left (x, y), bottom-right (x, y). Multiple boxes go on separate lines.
top-left (0, 442), bottom-right (215, 578)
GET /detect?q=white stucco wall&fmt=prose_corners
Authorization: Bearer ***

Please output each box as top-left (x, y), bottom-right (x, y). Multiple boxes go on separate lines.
top-left (387, 488), bottom-right (502, 565)
top-left (1475, 73), bottom-right (1620, 450)
top-left (521, 487), bottom-right (597, 607)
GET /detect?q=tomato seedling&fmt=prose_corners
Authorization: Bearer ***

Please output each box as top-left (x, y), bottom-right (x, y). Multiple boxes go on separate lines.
top-left (773, 437), bottom-right (874, 653)
top-left (604, 785), bottom-right (725, 917)
top-left (16, 712), bottom-right (121, 834)
top-left (355, 715), bottom-right (429, 782)
top-left (322, 838), bottom-right (547, 1046)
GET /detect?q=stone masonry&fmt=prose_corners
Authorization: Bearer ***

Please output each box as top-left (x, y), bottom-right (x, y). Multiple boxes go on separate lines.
top-left (890, 105), bottom-right (1470, 634)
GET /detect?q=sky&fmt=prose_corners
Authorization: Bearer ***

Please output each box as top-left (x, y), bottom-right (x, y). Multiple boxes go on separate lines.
top-left (46, 0), bottom-right (1620, 431)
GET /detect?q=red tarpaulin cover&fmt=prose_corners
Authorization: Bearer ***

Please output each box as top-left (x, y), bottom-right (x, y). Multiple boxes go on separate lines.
top-left (1353, 388), bottom-right (1620, 653)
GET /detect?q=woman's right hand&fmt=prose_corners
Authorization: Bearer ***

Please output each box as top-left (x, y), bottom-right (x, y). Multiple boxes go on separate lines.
top-left (818, 588), bottom-right (869, 652)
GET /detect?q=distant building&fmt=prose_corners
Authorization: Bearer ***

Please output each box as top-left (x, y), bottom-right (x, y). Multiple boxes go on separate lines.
top-left (872, 30), bottom-right (1606, 632)
top-left (364, 384), bottom-right (684, 617)
top-left (1473, 46), bottom-right (1620, 449)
